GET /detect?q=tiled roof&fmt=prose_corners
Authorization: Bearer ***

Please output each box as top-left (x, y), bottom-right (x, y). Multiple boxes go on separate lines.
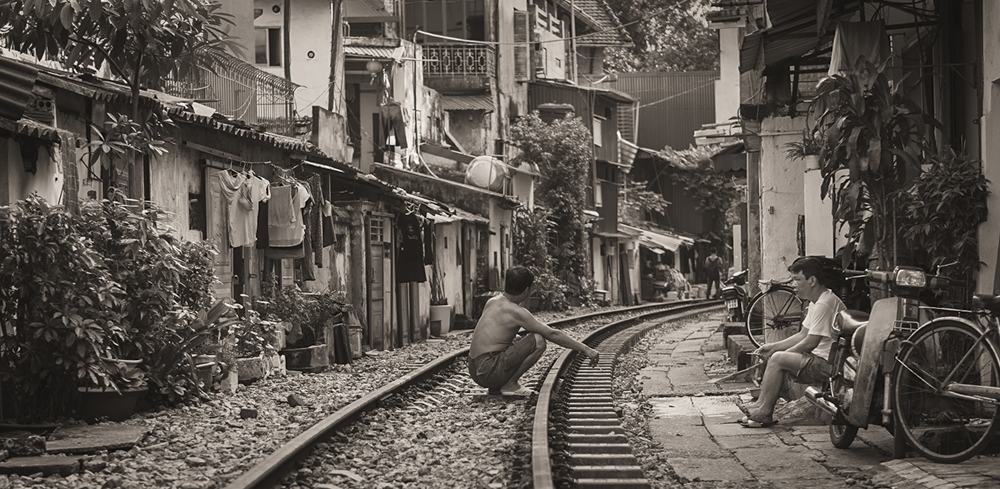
top-left (573, 0), bottom-right (632, 46)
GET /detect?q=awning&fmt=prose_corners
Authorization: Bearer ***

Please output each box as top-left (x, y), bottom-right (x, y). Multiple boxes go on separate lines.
top-left (441, 94), bottom-right (494, 112)
top-left (344, 45), bottom-right (399, 59)
top-left (738, 0), bottom-right (860, 74)
top-left (621, 224), bottom-right (694, 252)
top-left (429, 207), bottom-right (488, 225)
top-left (344, 0), bottom-right (398, 22)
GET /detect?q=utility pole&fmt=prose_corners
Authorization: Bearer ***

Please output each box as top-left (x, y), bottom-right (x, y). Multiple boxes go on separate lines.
top-left (570, 0), bottom-right (577, 83)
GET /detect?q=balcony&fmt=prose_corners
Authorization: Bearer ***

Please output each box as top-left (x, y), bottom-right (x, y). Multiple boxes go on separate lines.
top-left (163, 53), bottom-right (299, 137)
top-left (423, 44), bottom-right (495, 77)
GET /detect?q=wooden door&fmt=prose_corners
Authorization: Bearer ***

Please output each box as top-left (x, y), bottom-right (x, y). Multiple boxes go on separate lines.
top-left (367, 215), bottom-right (394, 350)
top-left (205, 167), bottom-right (234, 302)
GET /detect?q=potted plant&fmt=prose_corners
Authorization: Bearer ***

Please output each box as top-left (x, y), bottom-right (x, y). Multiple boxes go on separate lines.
top-left (257, 283), bottom-right (348, 371)
top-left (783, 127), bottom-right (823, 170)
top-left (810, 56), bottom-right (938, 273)
top-left (228, 306), bottom-right (281, 383)
top-left (75, 358), bottom-right (148, 423)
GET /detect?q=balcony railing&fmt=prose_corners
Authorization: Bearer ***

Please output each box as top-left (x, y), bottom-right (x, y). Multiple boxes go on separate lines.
top-left (163, 53), bottom-right (299, 136)
top-left (423, 44), bottom-right (495, 77)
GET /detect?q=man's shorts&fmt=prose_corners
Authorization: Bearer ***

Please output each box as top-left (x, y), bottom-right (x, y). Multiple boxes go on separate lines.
top-left (793, 352), bottom-right (833, 385)
top-left (468, 334), bottom-right (539, 389)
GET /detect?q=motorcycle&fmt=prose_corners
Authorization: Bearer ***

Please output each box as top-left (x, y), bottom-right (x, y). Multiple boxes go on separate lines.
top-left (805, 265), bottom-right (949, 451)
top-left (721, 270), bottom-right (749, 322)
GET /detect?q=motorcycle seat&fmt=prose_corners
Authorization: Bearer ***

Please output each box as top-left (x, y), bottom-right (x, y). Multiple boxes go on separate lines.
top-left (835, 309), bottom-right (869, 338)
top-left (973, 294), bottom-right (1000, 313)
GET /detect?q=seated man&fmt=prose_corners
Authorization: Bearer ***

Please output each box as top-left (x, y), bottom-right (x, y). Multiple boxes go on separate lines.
top-left (743, 256), bottom-right (845, 427)
top-left (469, 267), bottom-right (600, 396)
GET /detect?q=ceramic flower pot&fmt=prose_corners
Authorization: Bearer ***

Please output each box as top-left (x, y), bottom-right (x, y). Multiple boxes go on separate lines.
top-left (75, 386), bottom-right (147, 423)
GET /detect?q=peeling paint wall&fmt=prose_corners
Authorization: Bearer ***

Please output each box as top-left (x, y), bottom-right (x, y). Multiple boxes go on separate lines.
top-left (758, 116), bottom-right (805, 282)
top-left (981, 2), bottom-right (1000, 294)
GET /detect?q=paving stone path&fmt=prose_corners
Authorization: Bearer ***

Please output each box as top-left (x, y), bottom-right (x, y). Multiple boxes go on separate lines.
top-left (640, 314), bottom-right (1000, 488)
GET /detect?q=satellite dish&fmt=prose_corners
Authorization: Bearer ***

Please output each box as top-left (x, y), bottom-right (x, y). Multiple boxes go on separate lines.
top-left (464, 156), bottom-right (506, 191)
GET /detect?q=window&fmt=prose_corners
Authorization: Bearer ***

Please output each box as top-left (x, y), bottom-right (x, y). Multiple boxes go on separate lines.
top-left (595, 181), bottom-right (603, 208)
top-left (593, 117), bottom-right (604, 147)
top-left (255, 28), bottom-right (282, 66)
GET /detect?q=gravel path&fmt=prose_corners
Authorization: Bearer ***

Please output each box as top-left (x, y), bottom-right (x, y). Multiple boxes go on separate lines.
top-left (3, 307), bottom-right (615, 489)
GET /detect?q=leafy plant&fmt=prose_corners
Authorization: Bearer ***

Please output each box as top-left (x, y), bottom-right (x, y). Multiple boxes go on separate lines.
top-left (97, 359), bottom-right (147, 392)
top-left (811, 56), bottom-right (938, 270)
top-left (656, 145), bottom-right (740, 242)
top-left (143, 299), bottom-right (235, 405)
top-left (231, 307), bottom-right (278, 358)
top-left (0, 0), bottom-right (243, 200)
top-left (784, 128), bottom-right (824, 160)
top-left (618, 179), bottom-right (670, 225)
top-left (257, 282), bottom-right (348, 349)
top-left (509, 112), bottom-right (591, 283)
top-left (901, 148), bottom-right (989, 292)
top-left (0, 194), bottom-right (124, 421)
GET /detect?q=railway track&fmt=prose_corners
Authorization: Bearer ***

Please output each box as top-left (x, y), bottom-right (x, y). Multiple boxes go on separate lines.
top-left (223, 300), bottom-right (722, 489)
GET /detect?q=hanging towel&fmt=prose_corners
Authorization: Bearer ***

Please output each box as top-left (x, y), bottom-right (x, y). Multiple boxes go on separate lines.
top-left (396, 212), bottom-right (426, 283)
top-left (219, 170), bottom-right (255, 248)
top-left (268, 183), bottom-right (310, 247)
top-left (307, 174), bottom-right (324, 268)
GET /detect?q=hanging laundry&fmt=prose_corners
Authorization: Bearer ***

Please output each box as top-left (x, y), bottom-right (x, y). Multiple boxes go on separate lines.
top-left (218, 169), bottom-right (263, 248)
top-left (322, 200), bottom-right (336, 248)
top-left (268, 182), bottom-right (310, 247)
top-left (396, 211), bottom-right (426, 283)
top-left (255, 173), bottom-right (271, 249)
top-left (423, 221), bottom-right (435, 266)
top-left (307, 174), bottom-right (324, 268)
top-left (380, 102), bottom-right (408, 149)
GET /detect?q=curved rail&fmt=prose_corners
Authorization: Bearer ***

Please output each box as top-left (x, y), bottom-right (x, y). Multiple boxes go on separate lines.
top-left (532, 300), bottom-right (722, 489)
top-left (224, 300), bottom-right (719, 489)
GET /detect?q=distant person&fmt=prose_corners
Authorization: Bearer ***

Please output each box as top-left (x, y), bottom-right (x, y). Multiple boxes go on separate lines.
top-left (704, 247), bottom-right (724, 299)
top-left (469, 267), bottom-right (600, 396)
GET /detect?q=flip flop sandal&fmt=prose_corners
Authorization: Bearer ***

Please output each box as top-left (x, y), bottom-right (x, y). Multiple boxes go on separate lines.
top-left (743, 419), bottom-right (777, 428)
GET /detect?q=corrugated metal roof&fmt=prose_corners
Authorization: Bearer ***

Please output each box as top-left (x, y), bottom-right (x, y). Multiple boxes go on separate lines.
top-left (737, 0), bottom-right (859, 74)
top-left (0, 55), bottom-right (37, 121)
top-left (441, 94), bottom-right (493, 111)
top-left (605, 72), bottom-right (718, 151)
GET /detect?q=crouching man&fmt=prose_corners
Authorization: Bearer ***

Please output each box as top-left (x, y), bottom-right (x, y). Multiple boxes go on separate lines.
top-left (469, 267), bottom-right (600, 396)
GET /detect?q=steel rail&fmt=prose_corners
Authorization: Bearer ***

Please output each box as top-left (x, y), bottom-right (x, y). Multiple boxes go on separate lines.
top-left (532, 300), bottom-right (723, 489)
top-left (224, 300), bottom-right (718, 489)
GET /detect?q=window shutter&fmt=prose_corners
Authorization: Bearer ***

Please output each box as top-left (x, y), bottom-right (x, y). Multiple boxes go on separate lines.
top-left (514, 10), bottom-right (530, 81)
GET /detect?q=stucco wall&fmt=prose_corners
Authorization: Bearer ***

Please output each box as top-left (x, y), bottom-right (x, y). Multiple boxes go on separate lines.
top-left (980, 3), bottom-right (1000, 294)
top-left (758, 116), bottom-right (805, 282)
top-left (434, 221), bottom-right (466, 315)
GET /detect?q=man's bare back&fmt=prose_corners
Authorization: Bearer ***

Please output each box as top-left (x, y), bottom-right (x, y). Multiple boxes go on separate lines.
top-left (470, 294), bottom-right (536, 358)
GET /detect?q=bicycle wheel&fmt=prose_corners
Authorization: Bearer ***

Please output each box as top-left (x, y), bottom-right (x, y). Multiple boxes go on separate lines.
top-left (893, 319), bottom-right (1000, 463)
top-left (744, 287), bottom-right (805, 348)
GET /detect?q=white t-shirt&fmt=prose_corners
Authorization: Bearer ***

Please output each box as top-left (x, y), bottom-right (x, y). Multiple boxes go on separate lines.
top-left (803, 289), bottom-right (846, 362)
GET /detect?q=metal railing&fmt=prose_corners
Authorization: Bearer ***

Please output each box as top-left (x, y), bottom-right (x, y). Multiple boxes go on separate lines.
top-left (423, 44), bottom-right (494, 77)
top-left (163, 53), bottom-right (299, 136)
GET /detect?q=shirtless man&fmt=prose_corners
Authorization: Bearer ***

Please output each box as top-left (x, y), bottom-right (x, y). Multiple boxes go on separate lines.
top-left (469, 267), bottom-right (600, 396)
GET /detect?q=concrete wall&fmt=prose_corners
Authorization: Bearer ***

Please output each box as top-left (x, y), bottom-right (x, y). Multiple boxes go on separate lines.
top-left (216, 0), bottom-right (256, 63)
top-left (715, 27), bottom-right (741, 123)
top-left (758, 116), bottom-right (805, 282)
top-left (981, 3), bottom-right (1000, 293)
top-left (2, 140), bottom-right (61, 204)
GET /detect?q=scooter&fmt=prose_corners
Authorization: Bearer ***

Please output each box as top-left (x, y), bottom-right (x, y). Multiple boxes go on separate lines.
top-left (721, 270), bottom-right (748, 322)
top-left (805, 266), bottom-right (947, 450)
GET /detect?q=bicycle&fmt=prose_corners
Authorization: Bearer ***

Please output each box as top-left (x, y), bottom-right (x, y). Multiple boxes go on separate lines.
top-left (892, 292), bottom-right (1000, 463)
top-left (743, 278), bottom-right (806, 348)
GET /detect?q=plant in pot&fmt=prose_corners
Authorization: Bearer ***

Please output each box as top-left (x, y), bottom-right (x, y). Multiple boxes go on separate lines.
top-left (0, 194), bottom-right (127, 422)
top-left (811, 56), bottom-right (939, 276)
top-left (783, 127), bottom-right (824, 169)
top-left (258, 283), bottom-right (348, 371)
